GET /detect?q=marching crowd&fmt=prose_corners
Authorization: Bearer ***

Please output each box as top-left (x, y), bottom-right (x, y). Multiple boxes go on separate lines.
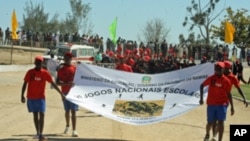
top-left (2, 28), bottom-right (246, 141)
top-left (1, 26), bottom-right (250, 141)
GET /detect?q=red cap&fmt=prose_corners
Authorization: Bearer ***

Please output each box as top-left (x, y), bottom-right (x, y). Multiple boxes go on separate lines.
top-left (128, 58), bottom-right (135, 66)
top-left (215, 62), bottom-right (225, 68)
top-left (133, 49), bottom-right (138, 54)
top-left (64, 52), bottom-right (73, 58)
top-left (143, 56), bottom-right (151, 62)
top-left (108, 51), bottom-right (114, 57)
top-left (35, 56), bottom-right (44, 62)
top-left (135, 54), bottom-right (140, 59)
top-left (224, 61), bottom-right (232, 69)
top-left (154, 54), bottom-right (158, 58)
top-left (116, 55), bottom-right (124, 59)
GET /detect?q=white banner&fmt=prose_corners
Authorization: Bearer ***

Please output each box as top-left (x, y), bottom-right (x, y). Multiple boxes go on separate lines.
top-left (66, 63), bottom-right (214, 125)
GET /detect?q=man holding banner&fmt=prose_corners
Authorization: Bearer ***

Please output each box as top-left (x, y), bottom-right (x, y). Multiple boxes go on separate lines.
top-left (56, 52), bottom-right (79, 137)
top-left (200, 62), bottom-right (234, 141)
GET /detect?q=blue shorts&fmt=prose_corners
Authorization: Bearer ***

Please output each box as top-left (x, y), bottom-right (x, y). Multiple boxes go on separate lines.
top-left (27, 99), bottom-right (46, 113)
top-left (207, 105), bottom-right (228, 122)
top-left (63, 99), bottom-right (79, 111)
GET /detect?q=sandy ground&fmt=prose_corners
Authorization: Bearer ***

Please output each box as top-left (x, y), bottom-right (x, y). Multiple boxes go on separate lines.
top-left (0, 47), bottom-right (250, 141)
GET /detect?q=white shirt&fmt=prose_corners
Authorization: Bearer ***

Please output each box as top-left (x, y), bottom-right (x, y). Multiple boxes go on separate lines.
top-left (47, 58), bottom-right (59, 75)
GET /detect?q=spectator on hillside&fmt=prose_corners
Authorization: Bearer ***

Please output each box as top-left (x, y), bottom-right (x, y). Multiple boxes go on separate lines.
top-left (201, 56), bottom-right (208, 64)
top-left (161, 39), bottom-right (168, 58)
top-left (99, 37), bottom-right (104, 53)
top-left (95, 51), bottom-right (103, 63)
top-left (0, 27), bottom-right (3, 45)
top-left (186, 57), bottom-right (195, 67)
top-left (4, 27), bottom-right (10, 45)
top-left (147, 41), bottom-right (154, 56)
top-left (33, 32), bottom-right (40, 47)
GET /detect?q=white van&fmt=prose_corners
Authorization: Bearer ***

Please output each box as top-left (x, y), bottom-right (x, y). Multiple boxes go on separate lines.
top-left (42, 43), bottom-right (95, 68)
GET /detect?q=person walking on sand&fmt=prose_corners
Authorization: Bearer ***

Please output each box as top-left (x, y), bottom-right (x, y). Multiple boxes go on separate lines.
top-left (21, 56), bottom-right (64, 140)
top-left (224, 61), bottom-right (248, 106)
top-left (56, 52), bottom-right (79, 137)
top-left (199, 62), bottom-right (234, 141)
top-left (209, 60), bottom-right (248, 141)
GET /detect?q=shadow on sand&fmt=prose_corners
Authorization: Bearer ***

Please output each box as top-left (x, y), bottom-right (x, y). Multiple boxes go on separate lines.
top-left (2, 133), bottom-right (130, 141)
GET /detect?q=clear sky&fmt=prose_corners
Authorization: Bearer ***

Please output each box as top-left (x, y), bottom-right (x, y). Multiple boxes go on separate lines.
top-left (0, 0), bottom-right (249, 44)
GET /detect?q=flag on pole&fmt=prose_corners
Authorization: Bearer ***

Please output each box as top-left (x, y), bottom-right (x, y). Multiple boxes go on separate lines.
top-left (11, 9), bottom-right (18, 40)
top-left (224, 21), bottom-right (235, 44)
top-left (109, 17), bottom-right (118, 44)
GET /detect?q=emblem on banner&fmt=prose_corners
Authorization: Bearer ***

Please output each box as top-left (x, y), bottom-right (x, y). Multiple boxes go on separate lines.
top-left (142, 76), bottom-right (151, 84)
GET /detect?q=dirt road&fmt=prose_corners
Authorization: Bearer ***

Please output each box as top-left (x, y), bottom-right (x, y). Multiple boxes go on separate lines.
top-left (0, 47), bottom-right (250, 141)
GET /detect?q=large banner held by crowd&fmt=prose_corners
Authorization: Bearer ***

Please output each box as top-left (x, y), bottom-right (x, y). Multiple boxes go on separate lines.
top-left (66, 63), bottom-right (214, 125)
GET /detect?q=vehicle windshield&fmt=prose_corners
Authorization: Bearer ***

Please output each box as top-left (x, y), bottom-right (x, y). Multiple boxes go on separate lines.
top-left (48, 44), bottom-right (95, 59)
top-left (56, 47), bottom-right (71, 57)
top-left (79, 48), bottom-right (95, 56)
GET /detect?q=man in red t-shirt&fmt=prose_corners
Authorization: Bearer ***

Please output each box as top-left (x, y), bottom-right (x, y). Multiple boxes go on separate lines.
top-left (210, 61), bottom-right (248, 140)
top-left (21, 56), bottom-right (63, 140)
top-left (56, 52), bottom-right (78, 137)
top-left (199, 62), bottom-right (234, 141)
top-left (224, 61), bottom-right (248, 106)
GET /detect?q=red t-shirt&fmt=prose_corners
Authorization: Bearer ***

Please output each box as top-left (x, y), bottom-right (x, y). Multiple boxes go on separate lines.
top-left (24, 68), bottom-right (53, 99)
top-left (115, 63), bottom-right (133, 72)
top-left (226, 72), bottom-right (240, 89)
top-left (57, 65), bottom-right (76, 94)
top-left (202, 74), bottom-right (231, 105)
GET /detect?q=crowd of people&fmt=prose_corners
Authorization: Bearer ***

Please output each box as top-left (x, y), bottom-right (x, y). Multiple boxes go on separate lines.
top-left (20, 51), bottom-right (250, 141)
top-left (1, 26), bottom-right (249, 83)
top-left (4, 25), bottom-right (246, 141)
top-left (1, 26), bottom-right (249, 80)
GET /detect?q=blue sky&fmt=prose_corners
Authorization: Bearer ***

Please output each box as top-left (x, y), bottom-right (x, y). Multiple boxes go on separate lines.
top-left (0, 0), bottom-right (249, 44)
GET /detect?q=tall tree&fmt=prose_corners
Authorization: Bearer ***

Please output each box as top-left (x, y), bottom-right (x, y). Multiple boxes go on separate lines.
top-left (182, 0), bottom-right (224, 45)
top-left (22, 1), bottom-right (59, 33)
top-left (64, 0), bottom-right (93, 35)
top-left (141, 18), bottom-right (170, 43)
top-left (179, 32), bottom-right (200, 45)
top-left (211, 7), bottom-right (250, 45)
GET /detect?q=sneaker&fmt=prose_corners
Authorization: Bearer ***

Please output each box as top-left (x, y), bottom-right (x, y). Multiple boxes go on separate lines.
top-left (204, 134), bottom-right (209, 141)
top-left (211, 137), bottom-right (217, 141)
top-left (33, 134), bottom-right (39, 139)
top-left (72, 130), bottom-right (78, 137)
top-left (63, 126), bottom-right (70, 134)
top-left (39, 135), bottom-right (47, 141)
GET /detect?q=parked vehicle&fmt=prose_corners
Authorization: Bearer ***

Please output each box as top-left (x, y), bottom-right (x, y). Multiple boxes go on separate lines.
top-left (42, 43), bottom-right (95, 68)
